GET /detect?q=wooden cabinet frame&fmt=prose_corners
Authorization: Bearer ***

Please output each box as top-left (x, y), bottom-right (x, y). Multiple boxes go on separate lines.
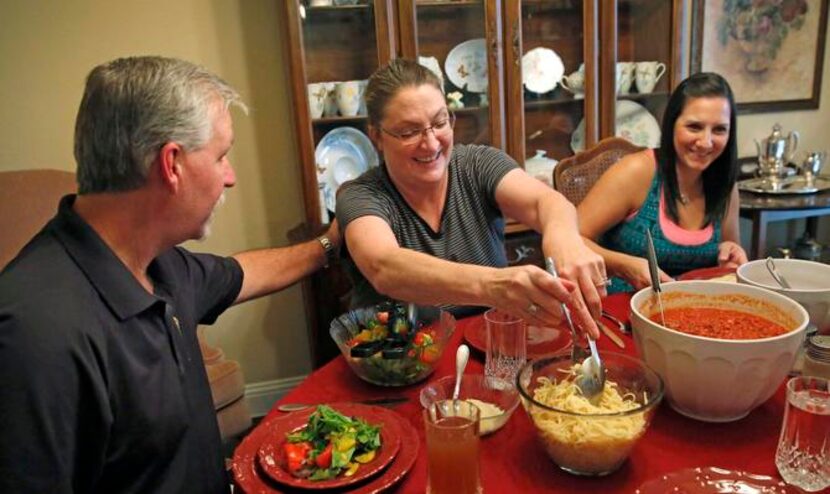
top-left (281, 0), bottom-right (688, 367)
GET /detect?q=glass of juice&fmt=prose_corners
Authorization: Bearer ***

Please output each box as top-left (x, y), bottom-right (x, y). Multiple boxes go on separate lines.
top-left (424, 399), bottom-right (482, 494)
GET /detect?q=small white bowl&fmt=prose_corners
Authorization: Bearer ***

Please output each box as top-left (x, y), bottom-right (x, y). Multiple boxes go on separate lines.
top-left (419, 374), bottom-right (519, 435)
top-left (737, 259), bottom-right (830, 334)
top-left (630, 280), bottom-right (809, 422)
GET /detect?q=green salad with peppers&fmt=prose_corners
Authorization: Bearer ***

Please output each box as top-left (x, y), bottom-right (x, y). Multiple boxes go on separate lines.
top-left (346, 302), bottom-right (442, 385)
top-left (283, 405), bottom-right (381, 481)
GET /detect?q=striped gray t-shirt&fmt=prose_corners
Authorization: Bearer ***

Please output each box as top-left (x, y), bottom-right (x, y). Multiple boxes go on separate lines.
top-left (336, 144), bottom-right (518, 313)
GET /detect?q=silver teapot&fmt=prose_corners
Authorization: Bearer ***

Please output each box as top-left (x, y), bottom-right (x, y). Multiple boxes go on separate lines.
top-left (755, 123), bottom-right (799, 178)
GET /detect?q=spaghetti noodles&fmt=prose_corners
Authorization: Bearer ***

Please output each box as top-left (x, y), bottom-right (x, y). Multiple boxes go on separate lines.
top-left (528, 366), bottom-right (648, 474)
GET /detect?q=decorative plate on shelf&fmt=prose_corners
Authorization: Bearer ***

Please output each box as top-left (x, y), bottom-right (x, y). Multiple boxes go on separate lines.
top-left (232, 403), bottom-right (419, 493)
top-left (521, 47), bottom-right (564, 94)
top-left (571, 100), bottom-right (661, 152)
top-left (444, 38), bottom-right (488, 93)
top-left (315, 127), bottom-right (379, 213)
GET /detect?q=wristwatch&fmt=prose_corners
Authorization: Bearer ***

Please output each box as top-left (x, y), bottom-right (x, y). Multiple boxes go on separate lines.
top-left (317, 235), bottom-right (336, 267)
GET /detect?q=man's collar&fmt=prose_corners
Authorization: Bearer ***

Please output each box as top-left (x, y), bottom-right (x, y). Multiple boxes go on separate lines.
top-left (51, 195), bottom-right (160, 320)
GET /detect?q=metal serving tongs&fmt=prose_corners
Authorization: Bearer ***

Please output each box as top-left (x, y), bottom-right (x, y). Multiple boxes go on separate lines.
top-left (545, 257), bottom-right (605, 400)
top-left (645, 229), bottom-right (666, 326)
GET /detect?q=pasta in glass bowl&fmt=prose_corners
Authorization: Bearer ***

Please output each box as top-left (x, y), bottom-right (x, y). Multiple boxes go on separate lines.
top-left (517, 351), bottom-right (664, 476)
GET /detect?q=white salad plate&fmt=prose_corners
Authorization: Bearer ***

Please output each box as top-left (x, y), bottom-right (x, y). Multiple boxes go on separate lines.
top-left (444, 38), bottom-right (488, 93)
top-left (522, 47), bottom-right (564, 94)
top-left (571, 100), bottom-right (661, 152)
top-left (315, 127), bottom-right (379, 213)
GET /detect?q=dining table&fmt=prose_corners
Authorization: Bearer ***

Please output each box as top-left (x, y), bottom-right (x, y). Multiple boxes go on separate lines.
top-left (239, 288), bottom-right (793, 493)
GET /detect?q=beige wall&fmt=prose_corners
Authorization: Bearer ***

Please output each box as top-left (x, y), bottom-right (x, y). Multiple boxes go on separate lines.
top-left (0, 0), bottom-right (314, 383)
top-left (681, 1), bottom-right (830, 251)
top-left (2, 1), bottom-right (829, 388)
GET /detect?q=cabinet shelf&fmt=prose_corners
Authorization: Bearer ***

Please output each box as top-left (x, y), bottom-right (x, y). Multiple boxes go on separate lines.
top-left (616, 90), bottom-right (670, 102)
top-left (305, 4), bottom-right (371, 14)
top-left (524, 95), bottom-right (583, 109)
top-left (312, 115), bottom-right (367, 125)
top-left (416, 0), bottom-right (480, 7)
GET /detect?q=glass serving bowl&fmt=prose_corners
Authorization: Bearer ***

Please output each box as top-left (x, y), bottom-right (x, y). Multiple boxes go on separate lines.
top-left (517, 351), bottom-right (664, 476)
top-left (330, 304), bottom-right (456, 387)
top-left (419, 374), bottom-right (520, 435)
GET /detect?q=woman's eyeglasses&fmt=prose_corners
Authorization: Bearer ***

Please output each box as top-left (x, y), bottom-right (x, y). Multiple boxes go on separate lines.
top-left (380, 113), bottom-right (455, 146)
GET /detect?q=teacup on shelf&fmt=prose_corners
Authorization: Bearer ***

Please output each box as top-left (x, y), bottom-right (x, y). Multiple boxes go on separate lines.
top-left (616, 62), bottom-right (635, 94)
top-left (307, 82), bottom-right (327, 119)
top-left (635, 61), bottom-right (666, 94)
top-left (335, 80), bottom-right (363, 117)
top-left (323, 81), bottom-right (339, 117)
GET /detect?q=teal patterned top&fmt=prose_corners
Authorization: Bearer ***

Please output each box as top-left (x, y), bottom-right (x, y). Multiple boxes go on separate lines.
top-left (600, 170), bottom-right (721, 293)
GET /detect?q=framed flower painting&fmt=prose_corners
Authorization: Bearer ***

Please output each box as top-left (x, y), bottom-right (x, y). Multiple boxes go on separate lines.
top-left (691, 0), bottom-right (828, 113)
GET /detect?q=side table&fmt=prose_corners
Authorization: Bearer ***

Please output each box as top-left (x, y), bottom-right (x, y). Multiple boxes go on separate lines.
top-left (739, 189), bottom-right (830, 259)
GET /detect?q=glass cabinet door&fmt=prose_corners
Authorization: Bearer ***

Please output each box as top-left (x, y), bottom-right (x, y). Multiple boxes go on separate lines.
top-left (400, 0), bottom-right (504, 150)
top-left (507, 0), bottom-right (592, 167)
top-left (609, 0), bottom-right (685, 149)
top-left (293, 0), bottom-right (393, 226)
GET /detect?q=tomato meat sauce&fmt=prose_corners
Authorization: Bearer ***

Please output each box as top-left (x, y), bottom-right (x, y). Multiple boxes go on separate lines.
top-left (650, 307), bottom-right (789, 339)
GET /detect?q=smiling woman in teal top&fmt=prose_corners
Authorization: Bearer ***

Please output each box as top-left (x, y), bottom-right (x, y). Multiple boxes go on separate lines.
top-left (577, 73), bottom-right (748, 293)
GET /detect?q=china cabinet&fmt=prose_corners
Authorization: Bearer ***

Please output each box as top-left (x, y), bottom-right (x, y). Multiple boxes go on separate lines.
top-left (282, 0), bottom-right (687, 367)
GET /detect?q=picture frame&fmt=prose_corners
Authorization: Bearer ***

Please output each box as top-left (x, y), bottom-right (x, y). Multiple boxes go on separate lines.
top-left (691, 0), bottom-right (828, 114)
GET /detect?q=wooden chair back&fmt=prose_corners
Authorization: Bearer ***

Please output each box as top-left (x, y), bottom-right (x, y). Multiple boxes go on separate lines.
top-left (553, 137), bottom-right (646, 205)
top-left (0, 169), bottom-right (76, 269)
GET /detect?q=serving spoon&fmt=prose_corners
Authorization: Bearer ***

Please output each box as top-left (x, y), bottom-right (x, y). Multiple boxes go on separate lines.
top-left (453, 344), bottom-right (470, 400)
top-left (544, 257), bottom-right (605, 400)
top-left (765, 257), bottom-right (792, 289)
top-left (645, 230), bottom-right (666, 326)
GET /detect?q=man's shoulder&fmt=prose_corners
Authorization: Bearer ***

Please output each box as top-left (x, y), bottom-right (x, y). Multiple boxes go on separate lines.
top-left (1, 232), bottom-right (97, 318)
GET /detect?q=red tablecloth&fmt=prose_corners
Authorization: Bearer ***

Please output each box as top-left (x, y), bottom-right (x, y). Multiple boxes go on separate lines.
top-left (258, 293), bottom-right (787, 493)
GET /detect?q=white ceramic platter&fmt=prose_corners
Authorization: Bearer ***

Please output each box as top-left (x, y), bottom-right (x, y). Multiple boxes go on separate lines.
top-left (522, 47), bottom-right (564, 94)
top-left (444, 38), bottom-right (488, 93)
top-left (315, 127), bottom-right (379, 213)
top-left (571, 100), bottom-right (661, 152)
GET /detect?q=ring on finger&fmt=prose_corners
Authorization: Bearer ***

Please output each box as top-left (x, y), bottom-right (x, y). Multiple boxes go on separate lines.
top-left (527, 303), bottom-right (539, 315)
top-left (595, 277), bottom-right (611, 287)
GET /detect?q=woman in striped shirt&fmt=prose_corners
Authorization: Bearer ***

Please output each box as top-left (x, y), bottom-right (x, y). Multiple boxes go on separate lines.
top-left (336, 59), bottom-right (605, 337)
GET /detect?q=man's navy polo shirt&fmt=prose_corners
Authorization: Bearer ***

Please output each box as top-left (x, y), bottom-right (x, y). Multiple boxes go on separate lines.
top-left (0, 195), bottom-right (243, 493)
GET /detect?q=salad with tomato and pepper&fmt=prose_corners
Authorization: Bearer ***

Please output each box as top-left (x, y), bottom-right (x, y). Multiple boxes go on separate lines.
top-left (282, 405), bottom-right (381, 481)
top-left (344, 302), bottom-right (444, 385)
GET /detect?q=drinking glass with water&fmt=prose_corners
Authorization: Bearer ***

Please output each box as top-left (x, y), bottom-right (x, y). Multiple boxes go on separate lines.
top-left (775, 376), bottom-right (830, 492)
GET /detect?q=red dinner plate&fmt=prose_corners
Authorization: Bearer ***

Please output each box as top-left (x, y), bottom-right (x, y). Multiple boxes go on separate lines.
top-left (255, 403), bottom-right (401, 490)
top-left (636, 466), bottom-right (800, 493)
top-left (232, 404), bottom-right (418, 493)
top-left (464, 318), bottom-right (574, 358)
top-left (678, 266), bottom-right (737, 281)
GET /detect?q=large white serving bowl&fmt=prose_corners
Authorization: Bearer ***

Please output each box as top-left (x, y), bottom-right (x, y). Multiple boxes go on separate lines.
top-left (630, 281), bottom-right (809, 422)
top-left (736, 259), bottom-right (830, 334)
